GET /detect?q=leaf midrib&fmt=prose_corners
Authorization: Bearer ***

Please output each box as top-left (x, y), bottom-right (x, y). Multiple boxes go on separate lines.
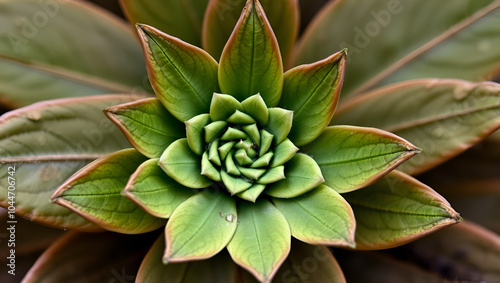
top-left (316, 148), bottom-right (412, 166)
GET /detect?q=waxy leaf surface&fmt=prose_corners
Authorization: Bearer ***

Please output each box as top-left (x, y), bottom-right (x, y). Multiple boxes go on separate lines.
top-left (124, 159), bottom-right (195, 219)
top-left (334, 79), bottom-right (500, 175)
top-left (120, 0), bottom-right (209, 47)
top-left (273, 185), bottom-right (355, 247)
top-left (227, 200), bottom-right (290, 282)
top-left (301, 126), bottom-right (419, 193)
top-left (164, 189), bottom-right (237, 262)
top-left (52, 149), bottom-right (166, 234)
top-left (0, 95), bottom-right (137, 231)
top-left (137, 233), bottom-right (237, 282)
top-left (343, 171), bottom-right (461, 250)
top-left (0, 0), bottom-right (149, 108)
top-left (202, 0), bottom-right (299, 63)
top-left (137, 24), bottom-right (219, 122)
top-left (292, 0), bottom-right (497, 96)
top-left (280, 50), bottom-right (346, 146)
top-left (105, 98), bottom-right (185, 158)
top-left (219, 0), bottom-right (283, 107)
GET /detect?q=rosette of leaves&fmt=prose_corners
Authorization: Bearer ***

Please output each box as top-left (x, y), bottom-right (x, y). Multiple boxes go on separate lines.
top-left (1, 0), bottom-right (500, 282)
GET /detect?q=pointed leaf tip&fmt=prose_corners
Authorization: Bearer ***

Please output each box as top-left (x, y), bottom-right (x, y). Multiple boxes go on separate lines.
top-left (218, 0), bottom-right (283, 106)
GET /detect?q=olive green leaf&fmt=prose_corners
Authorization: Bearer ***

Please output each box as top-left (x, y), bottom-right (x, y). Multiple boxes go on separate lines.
top-left (241, 94), bottom-right (269, 126)
top-left (334, 79), bottom-right (500, 175)
top-left (264, 108), bottom-right (293, 145)
top-left (51, 148), bottom-right (166, 234)
top-left (22, 231), bottom-right (157, 283)
top-left (292, 0), bottom-right (497, 96)
top-left (236, 184), bottom-right (267, 203)
top-left (343, 170), bottom-right (461, 250)
top-left (266, 153), bottom-right (323, 198)
top-left (0, 95), bottom-right (138, 231)
top-left (301, 126), bottom-right (420, 193)
top-left (227, 200), bottom-right (290, 283)
top-left (280, 50), bottom-right (346, 146)
top-left (164, 189), bottom-right (237, 262)
top-left (137, 24), bottom-right (219, 122)
top-left (273, 185), bottom-right (355, 247)
top-left (186, 114), bottom-right (212, 156)
top-left (403, 221), bottom-right (500, 280)
top-left (159, 138), bottom-right (213, 189)
top-left (202, 0), bottom-right (299, 63)
top-left (123, 159), bottom-right (195, 219)
top-left (120, 0), bottom-right (209, 47)
top-left (275, 240), bottom-right (347, 283)
top-left (210, 93), bottom-right (244, 121)
top-left (0, 0), bottom-right (149, 108)
top-left (105, 98), bottom-right (185, 158)
top-left (218, 0), bottom-right (284, 107)
top-left (137, 233), bottom-right (237, 282)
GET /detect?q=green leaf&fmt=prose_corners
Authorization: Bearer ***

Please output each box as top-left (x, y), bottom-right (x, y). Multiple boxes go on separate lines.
top-left (159, 138), bottom-right (213, 189)
top-left (186, 114), bottom-right (211, 156)
top-left (201, 152), bottom-right (222, 181)
top-left (123, 159), bottom-right (195, 219)
top-left (256, 165), bottom-right (285, 184)
top-left (264, 108), bottom-right (293, 145)
top-left (218, 0), bottom-right (284, 107)
top-left (137, 233), bottom-right (237, 282)
top-left (221, 170), bottom-right (253, 195)
top-left (266, 153), bottom-right (324, 198)
top-left (51, 149), bottom-right (166, 234)
top-left (301, 126), bottom-right (420, 193)
top-left (164, 189), bottom-right (237, 262)
top-left (105, 98), bottom-right (185, 158)
top-left (241, 94), bottom-right (269, 126)
top-left (202, 0), bottom-right (299, 63)
top-left (275, 240), bottom-right (347, 283)
top-left (0, 0), bottom-right (149, 108)
top-left (270, 139), bottom-right (298, 167)
top-left (292, 0), bottom-right (497, 96)
top-left (236, 184), bottom-right (266, 203)
top-left (137, 24), bottom-right (219, 122)
top-left (22, 231), bottom-right (157, 283)
top-left (333, 79), bottom-right (500, 175)
top-left (210, 92), bottom-right (244, 121)
top-left (343, 170), bottom-right (461, 250)
top-left (227, 199), bottom-right (290, 283)
top-left (273, 185), bottom-right (355, 247)
top-left (280, 50), bottom-right (346, 146)
top-left (120, 0), bottom-right (209, 47)
top-left (0, 95), bottom-right (137, 231)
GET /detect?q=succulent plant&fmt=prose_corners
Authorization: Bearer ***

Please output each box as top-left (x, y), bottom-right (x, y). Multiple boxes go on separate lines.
top-left (0, 0), bottom-right (499, 282)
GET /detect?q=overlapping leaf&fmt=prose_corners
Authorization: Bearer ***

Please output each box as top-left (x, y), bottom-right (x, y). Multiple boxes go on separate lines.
top-left (0, 0), bottom-right (150, 108)
top-left (0, 95), bottom-right (138, 231)
top-left (52, 149), bottom-right (166, 234)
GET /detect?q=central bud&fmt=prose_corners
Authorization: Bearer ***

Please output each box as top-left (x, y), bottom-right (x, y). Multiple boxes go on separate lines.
top-left (186, 93), bottom-right (298, 201)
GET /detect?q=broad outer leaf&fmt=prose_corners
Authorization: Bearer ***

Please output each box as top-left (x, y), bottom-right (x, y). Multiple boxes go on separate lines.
top-left (137, 233), bottom-right (237, 282)
top-left (159, 138), bottom-right (213, 189)
top-left (292, 0), bottom-right (496, 96)
top-left (124, 159), bottom-right (195, 219)
top-left (219, 0), bottom-right (284, 107)
top-left (301, 126), bottom-right (420, 193)
top-left (52, 149), bottom-right (166, 234)
top-left (343, 170), bottom-right (461, 250)
top-left (403, 221), bottom-right (500, 281)
top-left (137, 24), bottom-right (219, 122)
top-left (273, 185), bottom-right (355, 247)
top-left (280, 50), bottom-right (346, 146)
top-left (266, 153), bottom-right (324, 198)
top-left (275, 240), bottom-right (346, 283)
top-left (164, 189), bottom-right (237, 262)
top-left (120, 0), bottom-right (209, 47)
top-left (202, 0), bottom-right (299, 63)
top-left (105, 97), bottom-right (185, 158)
top-left (22, 231), bottom-right (157, 283)
top-left (0, 95), bottom-right (138, 231)
top-left (0, 0), bottom-right (150, 108)
top-left (227, 199), bottom-right (290, 283)
top-left (334, 79), bottom-right (500, 175)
